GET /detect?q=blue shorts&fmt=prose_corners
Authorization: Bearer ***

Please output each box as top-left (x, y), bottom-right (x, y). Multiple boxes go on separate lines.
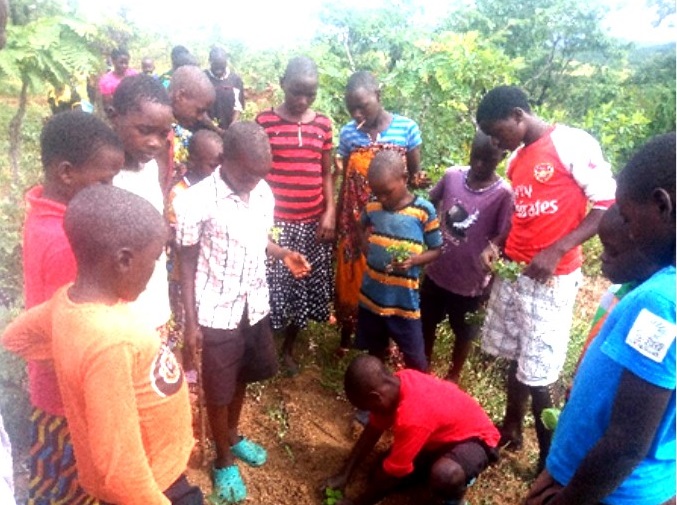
top-left (355, 306), bottom-right (428, 372)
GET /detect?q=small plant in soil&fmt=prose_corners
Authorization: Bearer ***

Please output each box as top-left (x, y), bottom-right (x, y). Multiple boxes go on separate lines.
top-left (324, 487), bottom-right (343, 505)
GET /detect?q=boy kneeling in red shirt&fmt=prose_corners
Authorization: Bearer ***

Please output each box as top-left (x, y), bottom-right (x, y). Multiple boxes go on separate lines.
top-left (326, 355), bottom-right (500, 505)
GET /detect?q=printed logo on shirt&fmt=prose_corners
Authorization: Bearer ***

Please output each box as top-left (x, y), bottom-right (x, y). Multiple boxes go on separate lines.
top-left (514, 200), bottom-right (559, 219)
top-left (150, 343), bottom-right (184, 397)
top-left (625, 308), bottom-right (676, 363)
top-left (533, 163), bottom-right (555, 183)
top-left (444, 201), bottom-right (479, 244)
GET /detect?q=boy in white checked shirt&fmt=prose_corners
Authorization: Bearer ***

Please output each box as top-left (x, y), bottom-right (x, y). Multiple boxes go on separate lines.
top-left (175, 122), bottom-right (310, 504)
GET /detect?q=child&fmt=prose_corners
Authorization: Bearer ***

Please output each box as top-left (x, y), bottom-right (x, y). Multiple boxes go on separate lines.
top-left (174, 122), bottom-right (310, 503)
top-left (166, 129), bottom-right (223, 374)
top-left (476, 86), bottom-right (616, 469)
top-left (335, 71), bottom-right (425, 353)
top-left (422, 131), bottom-right (512, 382)
top-left (526, 133), bottom-right (675, 505)
top-left (142, 56), bottom-right (156, 77)
top-left (109, 73), bottom-right (174, 334)
top-left (326, 355), bottom-right (500, 505)
top-left (355, 150), bottom-right (442, 373)
top-left (3, 185), bottom-right (200, 504)
top-left (98, 47), bottom-right (137, 109)
top-left (256, 56), bottom-right (335, 375)
top-left (205, 46), bottom-right (245, 132)
top-left (20, 110), bottom-right (124, 504)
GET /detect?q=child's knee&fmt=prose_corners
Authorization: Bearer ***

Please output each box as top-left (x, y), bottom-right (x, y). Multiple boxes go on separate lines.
top-left (430, 457), bottom-right (466, 494)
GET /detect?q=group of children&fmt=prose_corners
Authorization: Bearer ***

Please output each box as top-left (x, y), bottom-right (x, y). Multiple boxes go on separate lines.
top-left (0, 50), bottom-right (674, 505)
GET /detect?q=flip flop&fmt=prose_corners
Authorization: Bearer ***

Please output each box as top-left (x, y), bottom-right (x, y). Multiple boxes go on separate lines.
top-left (231, 437), bottom-right (267, 467)
top-left (211, 465), bottom-right (246, 504)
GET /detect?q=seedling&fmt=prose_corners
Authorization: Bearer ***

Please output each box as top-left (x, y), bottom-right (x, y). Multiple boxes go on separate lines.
top-left (324, 487), bottom-right (343, 505)
top-left (491, 258), bottom-right (525, 282)
top-left (269, 226), bottom-right (282, 243)
top-left (385, 244), bottom-right (411, 263)
top-left (464, 308), bottom-right (486, 326)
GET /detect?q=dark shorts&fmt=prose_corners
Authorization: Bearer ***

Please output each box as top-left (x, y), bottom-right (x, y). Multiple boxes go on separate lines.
top-left (100, 474), bottom-right (202, 505)
top-left (410, 438), bottom-right (499, 485)
top-left (355, 306), bottom-right (428, 372)
top-left (420, 276), bottom-right (483, 341)
top-left (201, 315), bottom-right (278, 406)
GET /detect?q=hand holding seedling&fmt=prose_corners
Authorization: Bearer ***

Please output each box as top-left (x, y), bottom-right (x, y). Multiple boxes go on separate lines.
top-left (385, 244), bottom-right (411, 272)
top-left (480, 241), bottom-right (500, 271)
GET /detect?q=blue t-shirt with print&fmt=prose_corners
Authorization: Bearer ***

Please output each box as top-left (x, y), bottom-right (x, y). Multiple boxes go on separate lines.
top-left (548, 265), bottom-right (676, 504)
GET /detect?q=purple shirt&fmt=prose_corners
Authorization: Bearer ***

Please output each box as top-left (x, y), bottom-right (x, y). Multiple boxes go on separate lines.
top-left (425, 167), bottom-right (513, 297)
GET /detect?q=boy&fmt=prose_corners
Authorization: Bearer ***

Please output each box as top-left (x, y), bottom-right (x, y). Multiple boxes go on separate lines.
top-left (21, 110), bottom-right (124, 504)
top-left (175, 122), bottom-right (310, 504)
top-left (326, 355), bottom-right (500, 505)
top-left (205, 46), bottom-right (245, 132)
top-left (355, 150), bottom-right (442, 373)
top-left (422, 130), bottom-right (512, 382)
top-left (526, 133), bottom-right (675, 505)
top-left (3, 185), bottom-right (199, 504)
top-left (475, 86), bottom-right (616, 468)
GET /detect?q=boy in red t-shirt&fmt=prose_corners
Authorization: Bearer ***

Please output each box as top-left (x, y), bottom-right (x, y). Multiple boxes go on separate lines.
top-left (475, 86), bottom-right (616, 470)
top-left (326, 355), bottom-right (499, 505)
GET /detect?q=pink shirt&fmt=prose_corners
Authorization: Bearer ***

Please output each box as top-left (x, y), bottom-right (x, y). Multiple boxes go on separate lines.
top-left (98, 68), bottom-right (137, 96)
top-left (22, 185), bottom-right (76, 415)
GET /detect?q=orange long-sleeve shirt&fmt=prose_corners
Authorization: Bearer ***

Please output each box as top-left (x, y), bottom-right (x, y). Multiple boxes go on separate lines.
top-left (2, 286), bottom-right (194, 505)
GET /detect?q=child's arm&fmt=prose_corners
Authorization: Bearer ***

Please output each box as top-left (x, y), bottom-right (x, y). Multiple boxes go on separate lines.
top-left (325, 422), bottom-right (383, 492)
top-left (317, 149), bottom-right (336, 242)
top-left (82, 343), bottom-right (170, 505)
top-left (178, 244), bottom-right (201, 365)
top-left (2, 300), bottom-right (54, 361)
top-left (267, 240), bottom-right (311, 279)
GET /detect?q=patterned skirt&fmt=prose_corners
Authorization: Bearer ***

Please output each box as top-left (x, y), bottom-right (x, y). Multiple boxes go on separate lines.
top-left (28, 407), bottom-right (99, 505)
top-left (267, 219), bottom-right (333, 330)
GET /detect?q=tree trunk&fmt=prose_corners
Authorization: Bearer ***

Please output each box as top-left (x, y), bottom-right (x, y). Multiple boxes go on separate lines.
top-left (8, 78), bottom-right (28, 188)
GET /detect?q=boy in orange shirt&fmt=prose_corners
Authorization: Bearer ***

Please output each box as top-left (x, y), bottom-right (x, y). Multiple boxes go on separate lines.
top-left (3, 185), bottom-right (199, 505)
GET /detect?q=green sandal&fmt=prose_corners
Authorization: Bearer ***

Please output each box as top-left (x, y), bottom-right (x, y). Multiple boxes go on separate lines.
top-left (210, 465), bottom-right (246, 504)
top-left (231, 437), bottom-right (267, 467)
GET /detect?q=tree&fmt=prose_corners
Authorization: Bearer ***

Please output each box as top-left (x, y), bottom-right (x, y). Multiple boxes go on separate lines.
top-left (0, 16), bottom-right (100, 184)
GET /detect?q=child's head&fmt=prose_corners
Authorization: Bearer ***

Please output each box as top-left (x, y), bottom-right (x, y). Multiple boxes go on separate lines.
top-left (220, 121), bottom-right (272, 195)
top-left (110, 47), bottom-right (130, 76)
top-left (615, 132), bottom-right (676, 267)
top-left (110, 74), bottom-right (173, 166)
top-left (280, 56), bottom-right (318, 116)
top-left (476, 85), bottom-right (533, 152)
top-left (41, 111), bottom-right (124, 203)
top-left (64, 184), bottom-right (167, 302)
top-left (345, 71), bottom-right (383, 130)
top-left (344, 355), bottom-right (399, 415)
top-left (169, 65), bottom-right (215, 129)
top-left (170, 45), bottom-right (194, 70)
top-left (187, 129), bottom-right (223, 179)
top-left (208, 46), bottom-right (229, 79)
top-left (141, 57), bottom-right (155, 75)
top-left (598, 204), bottom-right (658, 285)
top-left (368, 149), bottom-right (409, 211)
top-left (469, 130), bottom-right (506, 181)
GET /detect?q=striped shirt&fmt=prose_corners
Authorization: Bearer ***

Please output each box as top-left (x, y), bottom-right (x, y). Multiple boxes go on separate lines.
top-left (174, 171), bottom-right (273, 330)
top-left (359, 196), bottom-right (442, 319)
top-left (337, 114), bottom-right (421, 158)
top-left (256, 109), bottom-right (333, 221)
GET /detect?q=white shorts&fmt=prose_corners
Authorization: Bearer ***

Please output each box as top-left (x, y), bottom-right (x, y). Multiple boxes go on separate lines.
top-left (481, 269), bottom-right (582, 386)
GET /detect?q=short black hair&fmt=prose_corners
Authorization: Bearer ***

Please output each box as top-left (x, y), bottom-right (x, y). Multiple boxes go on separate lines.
top-left (368, 149), bottom-right (406, 181)
top-left (110, 47), bottom-right (129, 60)
top-left (64, 185), bottom-right (166, 267)
top-left (222, 121), bottom-right (270, 163)
top-left (171, 45), bottom-right (190, 63)
top-left (344, 355), bottom-right (388, 406)
top-left (209, 46), bottom-right (228, 62)
top-left (188, 129), bottom-right (223, 158)
top-left (112, 74), bottom-right (171, 116)
top-left (476, 85), bottom-right (531, 124)
top-left (617, 132), bottom-right (676, 203)
top-left (282, 56), bottom-right (318, 82)
top-left (41, 110), bottom-right (123, 170)
top-left (169, 65), bottom-right (213, 98)
top-left (346, 71), bottom-right (379, 95)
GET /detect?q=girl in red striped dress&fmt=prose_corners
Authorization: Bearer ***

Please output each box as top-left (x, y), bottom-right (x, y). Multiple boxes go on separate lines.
top-left (255, 57), bottom-right (335, 374)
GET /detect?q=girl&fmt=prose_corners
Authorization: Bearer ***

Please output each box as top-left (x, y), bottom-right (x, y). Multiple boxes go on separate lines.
top-left (256, 56), bottom-right (335, 374)
top-left (109, 74), bottom-right (174, 335)
top-left (98, 47), bottom-right (137, 109)
top-left (335, 71), bottom-right (424, 353)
